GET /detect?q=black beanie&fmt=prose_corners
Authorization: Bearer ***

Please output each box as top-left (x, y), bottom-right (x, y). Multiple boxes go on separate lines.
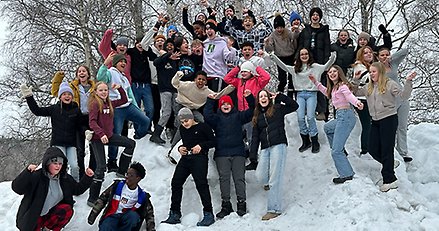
top-left (273, 15), bottom-right (285, 28)
top-left (205, 21), bottom-right (218, 32)
top-left (309, 7), bottom-right (323, 21)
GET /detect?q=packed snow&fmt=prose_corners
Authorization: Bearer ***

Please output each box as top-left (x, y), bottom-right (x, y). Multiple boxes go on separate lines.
top-left (1, 114), bottom-right (438, 230)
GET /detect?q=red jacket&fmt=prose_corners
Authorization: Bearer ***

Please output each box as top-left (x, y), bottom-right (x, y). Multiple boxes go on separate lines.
top-left (89, 88), bottom-right (127, 140)
top-left (224, 66), bottom-right (270, 111)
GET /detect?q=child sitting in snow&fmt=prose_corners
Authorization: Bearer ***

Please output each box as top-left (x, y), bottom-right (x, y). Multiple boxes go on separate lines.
top-left (203, 91), bottom-right (255, 219)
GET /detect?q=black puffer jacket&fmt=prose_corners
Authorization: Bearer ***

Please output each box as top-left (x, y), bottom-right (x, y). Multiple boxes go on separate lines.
top-left (26, 96), bottom-right (81, 146)
top-left (331, 38), bottom-right (356, 74)
top-left (12, 147), bottom-right (93, 231)
top-left (298, 23), bottom-right (331, 64)
top-left (250, 94), bottom-right (298, 156)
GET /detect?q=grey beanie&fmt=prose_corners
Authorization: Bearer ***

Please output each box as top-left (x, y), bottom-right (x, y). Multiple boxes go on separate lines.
top-left (58, 82), bottom-right (73, 98)
top-left (178, 107), bottom-right (194, 120)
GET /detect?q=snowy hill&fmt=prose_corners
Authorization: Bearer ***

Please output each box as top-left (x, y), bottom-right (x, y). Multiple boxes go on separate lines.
top-left (1, 114), bottom-right (439, 230)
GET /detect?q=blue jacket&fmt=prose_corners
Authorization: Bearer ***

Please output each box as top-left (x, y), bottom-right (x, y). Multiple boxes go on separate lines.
top-left (204, 95), bottom-right (255, 158)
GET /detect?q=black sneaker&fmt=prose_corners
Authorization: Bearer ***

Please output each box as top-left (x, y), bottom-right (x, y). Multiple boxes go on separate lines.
top-left (236, 200), bottom-right (247, 216)
top-left (161, 210), bottom-right (181, 224)
top-left (360, 150), bottom-right (368, 155)
top-left (333, 176), bottom-right (353, 184)
top-left (403, 156), bottom-right (413, 162)
top-left (106, 160), bottom-right (118, 173)
top-left (216, 201), bottom-right (233, 219)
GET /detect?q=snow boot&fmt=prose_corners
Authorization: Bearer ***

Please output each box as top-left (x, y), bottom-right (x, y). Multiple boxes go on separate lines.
top-left (161, 210), bottom-right (181, 224)
top-left (310, 134), bottom-right (320, 153)
top-left (403, 155), bottom-right (413, 162)
top-left (298, 134), bottom-right (311, 152)
top-left (106, 159), bottom-right (118, 173)
top-left (149, 125), bottom-right (166, 144)
top-left (216, 201), bottom-right (233, 219)
top-left (116, 152), bottom-right (133, 177)
top-left (332, 175), bottom-right (353, 184)
top-left (245, 160), bottom-right (258, 171)
top-left (87, 179), bottom-right (102, 207)
top-left (197, 211), bottom-right (215, 226)
top-left (236, 200), bottom-right (247, 216)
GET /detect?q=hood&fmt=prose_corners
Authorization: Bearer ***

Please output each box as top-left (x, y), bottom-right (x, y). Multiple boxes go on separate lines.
top-left (41, 147), bottom-right (68, 176)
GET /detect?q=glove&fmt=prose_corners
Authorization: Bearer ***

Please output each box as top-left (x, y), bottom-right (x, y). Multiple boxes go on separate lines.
top-left (20, 84), bottom-right (33, 98)
top-left (176, 71), bottom-right (184, 77)
top-left (85, 130), bottom-right (94, 141)
top-left (378, 24), bottom-right (388, 35)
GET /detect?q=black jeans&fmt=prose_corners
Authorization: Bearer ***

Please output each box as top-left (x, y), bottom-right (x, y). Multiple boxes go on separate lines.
top-left (170, 155), bottom-right (213, 213)
top-left (369, 114), bottom-right (398, 184)
top-left (276, 55), bottom-right (295, 93)
top-left (355, 100), bottom-right (371, 152)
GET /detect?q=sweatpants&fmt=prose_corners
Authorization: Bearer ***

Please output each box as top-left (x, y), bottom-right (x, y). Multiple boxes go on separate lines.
top-left (215, 156), bottom-right (246, 202)
top-left (170, 155), bottom-right (213, 213)
top-left (369, 114), bottom-right (398, 184)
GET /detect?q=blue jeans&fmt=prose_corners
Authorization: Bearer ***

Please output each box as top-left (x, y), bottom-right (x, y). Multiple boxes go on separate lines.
top-left (99, 210), bottom-right (140, 231)
top-left (54, 146), bottom-right (79, 181)
top-left (109, 104), bottom-right (150, 160)
top-left (256, 143), bottom-right (286, 213)
top-left (296, 91), bottom-right (318, 136)
top-left (323, 109), bottom-right (356, 178)
top-left (131, 82), bottom-right (154, 124)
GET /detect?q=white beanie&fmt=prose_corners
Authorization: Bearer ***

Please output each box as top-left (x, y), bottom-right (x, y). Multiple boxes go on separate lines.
top-left (240, 61), bottom-right (256, 76)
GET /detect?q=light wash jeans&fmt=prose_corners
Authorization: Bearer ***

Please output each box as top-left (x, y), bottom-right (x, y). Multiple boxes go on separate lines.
top-left (323, 109), bottom-right (356, 178)
top-left (296, 91), bottom-right (318, 136)
top-left (256, 143), bottom-right (286, 213)
top-left (131, 82), bottom-right (154, 124)
top-left (54, 146), bottom-right (79, 181)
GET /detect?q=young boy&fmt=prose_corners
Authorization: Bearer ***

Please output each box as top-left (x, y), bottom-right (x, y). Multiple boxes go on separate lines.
top-left (204, 91), bottom-right (255, 218)
top-left (162, 108), bottom-right (216, 226)
top-left (88, 162), bottom-right (155, 231)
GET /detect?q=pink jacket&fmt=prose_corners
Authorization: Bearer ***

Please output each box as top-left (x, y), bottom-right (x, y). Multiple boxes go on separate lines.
top-left (99, 29), bottom-right (132, 83)
top-left (316, 83), bottom-right (359, 109)
top-left (224, 66), bottom-right (270, 111)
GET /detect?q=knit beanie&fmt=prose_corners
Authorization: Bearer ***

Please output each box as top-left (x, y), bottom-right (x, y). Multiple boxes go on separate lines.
top-left (218, 95), bottom-right (234, 108)
top-left (358, 32), bottom-right (371, 42)
top-left (309, 7), bottom-right (323, 21)
top-left (205, 20), bottom-right (218, 32)
top-left (289, 11), bottom-right (303, 24)
top-left (112, 54), bottom-right (127, 67)
top-left (195, 12), bottom-right (207, 21)
top-left (116, 37), bottom-right (128, 46)
top-left (273, 15), bottom-right (286, 28)
top-left (154, 34), bottom-right (166, 42)
top-left (46, 156), bottom-right (64, 166)
top-left (178, 107), bottom-right (194, 120)
top-left (240, 61), bottom-right (256, 76)
top-left (58, 81), bottom-right (73, 98)
top-left (225, 5), bottom-right (235, 13)
top-left (166, 25), bottom-right (179, 35)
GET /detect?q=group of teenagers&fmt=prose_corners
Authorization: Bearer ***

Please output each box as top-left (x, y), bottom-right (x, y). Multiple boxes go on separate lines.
top-left (11, 2), bottom-right (417, 231)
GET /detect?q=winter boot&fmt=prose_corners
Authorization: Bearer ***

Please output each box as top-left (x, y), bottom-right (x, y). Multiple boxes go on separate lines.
top-left (310, 134), bottom-right (320, 153)
top-left (161, 210), bottom-right (181, 224)
top-left (245, 160), bottom-right (258, 171)
top-left (216, 201), bottom-right (233, 219)
top-left (298, 134), bottom-right (311, 152)
top-left (197, 211), bottom-right (215, 226)
top-left (236, 200), bottom-right (247, 216)
top-left (106, 159), bottom-right (118, 173)
top-left (116, 152), bottom-right (133, 177)
top-left (149, 125), bottom-right (166, 144)
top-left (87, 179), bottom-right (103, 207)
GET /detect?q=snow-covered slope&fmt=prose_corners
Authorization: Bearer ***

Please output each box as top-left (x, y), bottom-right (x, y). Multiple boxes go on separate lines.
top-left (1, 114), bottom-right (439, 230)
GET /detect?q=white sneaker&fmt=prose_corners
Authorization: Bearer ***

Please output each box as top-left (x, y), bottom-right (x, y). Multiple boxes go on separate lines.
top-left (394, 159), bottom-right (400, 169)
top-left (85, 130), bottom-right (94, 141)
top-left (380, 180), bottom-right (398, 192)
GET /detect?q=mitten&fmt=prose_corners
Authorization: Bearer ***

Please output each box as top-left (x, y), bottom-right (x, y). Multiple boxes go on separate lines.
top-left (85, 130), bottom-right (94, 141)
top-left (20, 84), bottom-right (33, 98)
top-left (378, 24), bottom-right (388, 35)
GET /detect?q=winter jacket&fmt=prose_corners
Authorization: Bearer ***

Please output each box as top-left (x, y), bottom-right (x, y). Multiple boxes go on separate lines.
top-left (99, 29), bottom-right (132, 83)
top-left (265, 29), bottom-right (299, 57)
top-left (88, 88), bottom-right (128, 141)
top-left (25, 96), bottom-right (81, 147)
top-left (51, 72), bottom-right (96, 114)
top-left (12, 147), bottom-right (93, 231)
top-left (179, 122), bottom-right (215, 156)
top-left (224, 66), bottom-right (271, 111)
top-left (202, 36), bottom-right (237, 78)
top-left (218, 16), bottom-right (244, 36)
top-left (250, 94), bottom-right (298, 157)
top-left (182, 8), bottom-right (207, 41)
top-left (204, 95), bottom-right (255, 158)
top-left (153, 52), bottom-right (178, 93)
top-left (298, 23), bottom-right (331, 64)
top-left (225, 17), bottom-right (274, 51)
top-left (353, 79), bottom-right (413, 121)
top-left (330, 38), bottom-right (356, 74)
top-left (97, 65), bottom-right (137, 108)
top-left (127, 46), bottom-right (157, 84)
top-left (88, 180), bottom-right (155, 231)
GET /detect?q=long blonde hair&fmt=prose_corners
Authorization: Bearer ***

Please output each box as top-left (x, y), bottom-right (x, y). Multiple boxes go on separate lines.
top-left (367, 62), bottom-right (389, 95)
top-left (88, 81), bottom-right (114, 115)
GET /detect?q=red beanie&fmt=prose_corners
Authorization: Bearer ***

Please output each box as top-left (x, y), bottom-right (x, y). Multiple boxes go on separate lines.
top-left (218, 95), bottom-right (234, 108)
